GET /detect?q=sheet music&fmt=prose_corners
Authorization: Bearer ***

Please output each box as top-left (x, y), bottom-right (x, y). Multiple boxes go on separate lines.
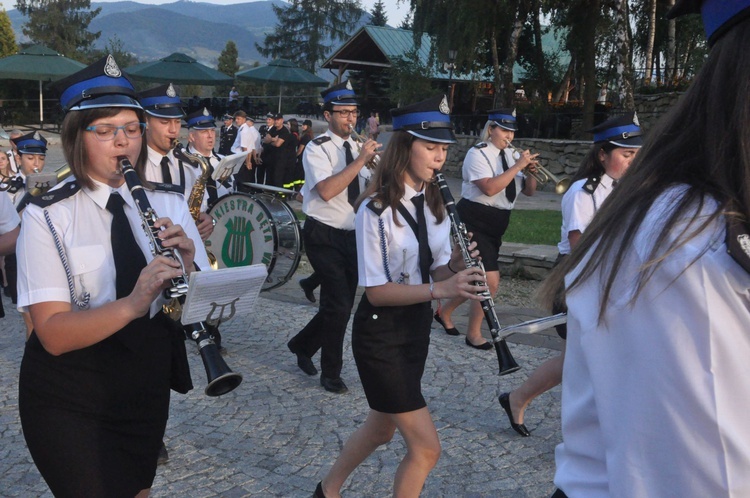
top-left (212, 151), bottom-right (250, 181)
top-left (181, 264), bottom-right (267, 325)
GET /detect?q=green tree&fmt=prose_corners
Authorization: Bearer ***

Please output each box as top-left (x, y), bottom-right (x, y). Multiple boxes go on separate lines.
top-left (256, 0), bottom-right (362, 73)
top-left (370, 0), bottom-right (388, 26)
top-left (387, 48), bottom-right (434, 106)
top-left (15, 0), bottom-right (101, 59)
top-left (217, 40), bottom-right (240, 97)
top-left (0, 9), bottom-right (17, 58)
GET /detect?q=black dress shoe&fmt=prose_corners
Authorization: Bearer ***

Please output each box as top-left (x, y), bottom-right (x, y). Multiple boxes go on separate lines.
top-left (465, 337), bottom-right (493, 350)
top-left (320, 376), bottom-right (348, 394)
top-left (288, 340), bottom-right (317, 376)
top-left (299, 278), bottom-right (316, 303)
top-left (498, 392), bottom-right (530, 437)
top-left (434, 312), bottom-right (460, 336)
top-left (313, 481), bottom-right (326, 498)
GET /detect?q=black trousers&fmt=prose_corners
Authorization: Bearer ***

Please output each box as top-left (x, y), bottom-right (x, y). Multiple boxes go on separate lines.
top-left (289, 217), bottom-right (358, 379)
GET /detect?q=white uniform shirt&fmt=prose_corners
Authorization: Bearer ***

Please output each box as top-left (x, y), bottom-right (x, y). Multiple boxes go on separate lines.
top-left (301, 129), bottom-right (371, 230)
top-left (461, 142), bottom-right (524, 210)
top-left (16, 177), bottom-right (210, 317)
top-left (0, 191), bottom-right (20, 233)
top-left (356, 184), bottom-right (451, 287)
top-left (555, 186), bottom-right (750, 497)
top-left (557, 175), bottom-right (616, 255)
top-left (185, 144), bottom-right (231, 210)
top-left (144, 146), bottom-right (199, 196)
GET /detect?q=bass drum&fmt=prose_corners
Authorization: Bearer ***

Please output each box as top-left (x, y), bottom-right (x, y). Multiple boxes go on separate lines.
top-left (206, 193), bottom-right (302, 291)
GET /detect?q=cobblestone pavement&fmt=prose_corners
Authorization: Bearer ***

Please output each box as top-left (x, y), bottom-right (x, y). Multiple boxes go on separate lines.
top-left (0, 272), bottom-right (563, 498)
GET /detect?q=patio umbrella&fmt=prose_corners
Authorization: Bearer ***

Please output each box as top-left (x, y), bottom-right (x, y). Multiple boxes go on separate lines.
top-left (124, 52), bottom-right (233, 85)
top-left (235, 59), bottom-right (328, 112)
top-left (0, 44), bottom-right (87, 125)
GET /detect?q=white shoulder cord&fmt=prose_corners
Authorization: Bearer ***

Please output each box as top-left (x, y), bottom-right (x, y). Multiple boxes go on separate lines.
top-left (43, 209), bottom-right (90, 310)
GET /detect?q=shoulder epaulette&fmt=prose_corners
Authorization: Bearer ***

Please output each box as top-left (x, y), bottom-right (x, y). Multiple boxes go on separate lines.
top-left (583, 175), bottom-right (601, 195)
top-left (151, 182), bottom-right (185, 195)
top-left (28, 181), bottom-right (80, 208)
top-left (473, 142), bottom-right (488, 149)
top-left (312, 136), bottom-right (331, 146)
top-left (366, 198), bottom-right (386, 216)
top-left (726, 219), bottom-right (750, 275)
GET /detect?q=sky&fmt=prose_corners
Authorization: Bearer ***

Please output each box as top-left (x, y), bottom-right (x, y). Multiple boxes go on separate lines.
top-left (1, 0), bottom-right (411, 27)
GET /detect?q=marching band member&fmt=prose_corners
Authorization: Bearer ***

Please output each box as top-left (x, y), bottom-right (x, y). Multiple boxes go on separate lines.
top-left (313, 95), bottom-right (485, 498)
top-left (17, 55), bottom-right (208, 498)
top-left (184, 107), bottom-right (233, 204)
top-left (499, 113), bottom-right (642, 437)
top-left (287, 80), bottom-right (377, 394)
top-left (0, 192), bottom-right (20, 319)
top-left (543, 1), bottom-right (750, 496)
top-left (433, 109), bottom-right (538, 349)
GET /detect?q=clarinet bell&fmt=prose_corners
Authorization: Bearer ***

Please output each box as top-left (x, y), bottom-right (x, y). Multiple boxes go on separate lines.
top-left (200, 344), bottom-right (243, 396)
top-left (495, 338), bottom-right (521, 376)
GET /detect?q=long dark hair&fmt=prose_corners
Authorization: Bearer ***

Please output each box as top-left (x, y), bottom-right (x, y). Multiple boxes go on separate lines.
top-left (570, 142), bottom-right (618, 184)
top-left (61, 107), bottom-right (148, 190)
top-left (539, 20), bottom-right (750, 318)
top-left (355, 131), bottom-right (446, 225)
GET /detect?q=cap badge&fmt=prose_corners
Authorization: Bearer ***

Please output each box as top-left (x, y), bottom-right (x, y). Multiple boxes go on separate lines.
top-left (439, 95), bottom-right (450, 114)
top-left (33, 131), bottom-right (41, 140)
top-left (345, 80), bottom-right (353, 91)
top-left (633, 112), bottom-right (640, 127)
top-left (739, 234), bottom-right (750, 257)
top-left (166, 83), bottom-right (177, 98)
top-left (202, 107), bottom-right (210, 117)
top-left (511, 109), bottom-right (517, 118)
top-left (104, 55), bottom-right (121, 78)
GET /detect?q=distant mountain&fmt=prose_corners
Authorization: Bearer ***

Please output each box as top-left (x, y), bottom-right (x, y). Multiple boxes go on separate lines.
top-left (6, 0), bottom-right (371, 68)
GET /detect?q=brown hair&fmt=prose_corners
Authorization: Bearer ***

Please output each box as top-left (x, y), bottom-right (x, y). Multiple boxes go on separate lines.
top-left (355, 131), bottom-right (446, 225)
top-left (61, 107), bottom-right (148, 190)
top-left (539, 21), bottom-right (750, 318)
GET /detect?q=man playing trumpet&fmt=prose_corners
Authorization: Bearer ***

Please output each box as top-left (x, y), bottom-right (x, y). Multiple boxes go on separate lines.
top-left (433, 108), bottom-right (538, 349)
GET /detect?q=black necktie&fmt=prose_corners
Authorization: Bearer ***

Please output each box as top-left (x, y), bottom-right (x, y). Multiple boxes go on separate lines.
top-left (411, 195), bottom-right (433, 284)
top-left (107, 193), bottom-right (147, 300)
top-left (500, 151), bottom-right (517, 203)
top-left (160, 156), bottom-right (173, 184)
top-left (343, 141), bottom-right (359, 206)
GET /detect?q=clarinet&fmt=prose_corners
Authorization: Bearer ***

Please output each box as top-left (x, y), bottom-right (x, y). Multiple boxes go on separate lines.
top-left (118, 156), bottom-right (243, 396)
top-left (434, 172), bottom-right (521, 375)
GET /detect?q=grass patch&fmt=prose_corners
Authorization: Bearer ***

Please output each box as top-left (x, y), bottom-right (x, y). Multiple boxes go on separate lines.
top-left (503, 210), bottom-right (561, 246)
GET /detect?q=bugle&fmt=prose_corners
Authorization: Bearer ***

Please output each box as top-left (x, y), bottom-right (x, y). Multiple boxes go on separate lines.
top-left (119, 156), bottom-right (242, 396)
top-left (504, 140), bottom-right (571, 194)
top-left (348, 125), bottom-right (380, 170)
top-left (435, 172), bottom-right (520, 375)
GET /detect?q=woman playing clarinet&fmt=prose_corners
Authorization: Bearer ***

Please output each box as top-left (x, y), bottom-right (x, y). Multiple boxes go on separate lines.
top-left (313, 95), bottom-right (485, 498)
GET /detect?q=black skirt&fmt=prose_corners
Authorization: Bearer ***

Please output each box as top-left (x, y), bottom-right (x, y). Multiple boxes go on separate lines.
top-left (352, 294), bottom-right (432, 414)
top-left (18, 314), bottom-right (172, 498)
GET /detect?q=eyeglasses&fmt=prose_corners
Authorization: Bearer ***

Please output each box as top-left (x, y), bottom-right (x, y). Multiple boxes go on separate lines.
top-left (331, 109), bottom-right (361, 118)
top-left (85, 122), bottom-right (147, 141)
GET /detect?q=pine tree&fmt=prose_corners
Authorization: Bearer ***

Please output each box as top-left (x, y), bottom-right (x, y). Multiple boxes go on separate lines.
top-left (0, 9), bottom-right (17, 58)
top-left (217, 40), bottom-right (240, 98)
top-left (256, 0), bottom-right (363, 73)
top-left (16, 0), bottom-right (101, 58)
top-left (370, 0), bottom-right (388, 26)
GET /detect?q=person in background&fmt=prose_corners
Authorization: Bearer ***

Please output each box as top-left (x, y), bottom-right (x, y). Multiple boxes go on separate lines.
top-left (264, 113), bottom-right (292, 188)
top-left (6, 129), bottom-right (23, 173)
top-left (0, 192), bottom-right (20, 319)
top-left (366, 110), bottom-right (380, 141)
top-left (541, 2), bottom-right (750, 496)
top-left (17, 54), bottom-right (209, 498)
top-left (257, 112), bottom-right (275, 185)
top-left (433, 109), bottom-right (538, 349)
top-left (499, 112), bottom-right (642, 437)
top-left (313, 95), bottom-right (486, 498)
top-left (218, 113), bottom-right (237, 156)
top-left (231, 111), bottom-right (261, 188)
top-left (282, 118), bottom-right (300, 191)
top-left (287, 80), bottom-right (378, 394)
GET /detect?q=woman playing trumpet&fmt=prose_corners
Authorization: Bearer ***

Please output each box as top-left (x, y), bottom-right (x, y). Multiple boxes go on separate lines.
top-left (433, 109), bottom-right (538, 349)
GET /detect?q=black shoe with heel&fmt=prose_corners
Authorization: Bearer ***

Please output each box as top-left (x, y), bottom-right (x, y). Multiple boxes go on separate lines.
top-left (465, 337), bottom-right (493, 350)
top-left (434, 312), bottom-right (460, 336)
top-left (498, 392), bottom-right (530, 437)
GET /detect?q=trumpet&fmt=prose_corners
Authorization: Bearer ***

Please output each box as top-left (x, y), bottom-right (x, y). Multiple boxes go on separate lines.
top-left (504, 140), bottom-right (570, 194)
top-left (348, 125), bottom-right (380, 170)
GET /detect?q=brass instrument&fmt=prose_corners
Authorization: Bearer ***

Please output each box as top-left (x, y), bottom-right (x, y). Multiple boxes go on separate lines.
top-left (119, 156), bottom-right (242, 396)
top-left (348, 125), bottom-right (380, 170)
top-left (504, 139), bottom-right (571, 195)
top-left (28, 164), bottom-right (72, 196)
top-left (171, 141), bottom-right (218, 269)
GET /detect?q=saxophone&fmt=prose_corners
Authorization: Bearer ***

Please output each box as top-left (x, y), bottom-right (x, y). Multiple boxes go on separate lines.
top-left (172, 140), bottom-right (218, 269)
